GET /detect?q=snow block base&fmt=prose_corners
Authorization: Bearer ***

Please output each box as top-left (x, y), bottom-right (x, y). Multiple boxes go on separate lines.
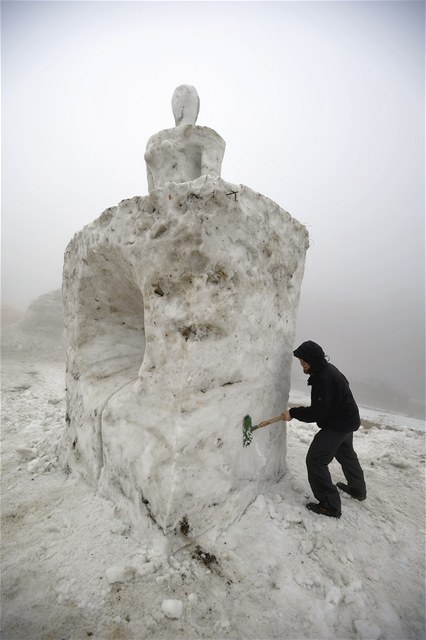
top-left (60, 176), bottom-right (308, 547)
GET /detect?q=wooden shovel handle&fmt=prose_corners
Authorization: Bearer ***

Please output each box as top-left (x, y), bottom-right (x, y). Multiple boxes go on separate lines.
top-left (257, 415), bottom-right (283, 429)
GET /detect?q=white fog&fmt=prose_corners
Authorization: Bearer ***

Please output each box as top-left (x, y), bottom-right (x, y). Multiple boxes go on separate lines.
top-left (2, 1), bottom-right (424, 417)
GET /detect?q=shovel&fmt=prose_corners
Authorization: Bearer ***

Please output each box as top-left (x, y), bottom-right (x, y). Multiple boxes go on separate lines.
top-left (243, 414), bottom-right (283, 447)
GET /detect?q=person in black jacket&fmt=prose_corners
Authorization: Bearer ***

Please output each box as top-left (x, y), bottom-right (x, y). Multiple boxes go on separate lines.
top-left (281, 340), bottom-right (366, 518)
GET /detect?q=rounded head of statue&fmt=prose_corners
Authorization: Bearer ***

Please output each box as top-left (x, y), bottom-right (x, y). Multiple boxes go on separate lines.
top-left (172, 85), bottom-right (200, 126)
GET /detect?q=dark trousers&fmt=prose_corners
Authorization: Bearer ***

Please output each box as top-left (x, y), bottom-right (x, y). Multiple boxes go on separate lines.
top-left (306, 429), bottom-right (366, 514)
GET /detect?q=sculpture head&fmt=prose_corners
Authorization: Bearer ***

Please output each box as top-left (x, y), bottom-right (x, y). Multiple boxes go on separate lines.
top-left (172, 85), bottom-right (200, 126)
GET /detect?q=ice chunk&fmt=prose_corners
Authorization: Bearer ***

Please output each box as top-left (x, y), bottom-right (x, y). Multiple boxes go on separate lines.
top-left (353, 619), bottom-right (382, 640)
top-left (161, 599), bottom-right (183, 619)
top-left (16, 447), bottom-right (38, 460)
top-left (105, 565), bottom-right (135, 584)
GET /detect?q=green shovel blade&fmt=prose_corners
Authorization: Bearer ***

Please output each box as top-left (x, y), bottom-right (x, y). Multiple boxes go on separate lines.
top-left (243, 414), bottom-right (253, 447)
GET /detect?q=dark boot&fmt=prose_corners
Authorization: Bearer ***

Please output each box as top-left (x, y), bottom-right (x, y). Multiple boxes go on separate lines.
top-left (336, 482), bottom-right (366, 501)
top-left (306, 502), bottom-right (341, 518)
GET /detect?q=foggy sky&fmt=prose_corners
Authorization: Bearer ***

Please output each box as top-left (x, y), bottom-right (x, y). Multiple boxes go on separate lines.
top-left (1, 1), bottom-right (425, 411)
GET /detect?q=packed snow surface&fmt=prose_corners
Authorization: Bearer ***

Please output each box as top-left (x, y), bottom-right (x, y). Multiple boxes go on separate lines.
top-left (1, 354), bottom-right (425, 639)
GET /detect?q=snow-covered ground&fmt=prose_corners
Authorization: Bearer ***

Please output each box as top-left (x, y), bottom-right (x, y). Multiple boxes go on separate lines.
top-left (1, 353), bottom-right (425, 639)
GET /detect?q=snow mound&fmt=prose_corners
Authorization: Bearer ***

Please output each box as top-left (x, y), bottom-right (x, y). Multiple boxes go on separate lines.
top-left (1, 305), bottom-right (24, 327)
top-left (2, 290), bottom-right (65, 357)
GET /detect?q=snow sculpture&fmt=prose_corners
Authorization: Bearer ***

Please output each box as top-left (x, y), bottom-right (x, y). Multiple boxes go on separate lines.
top-left (60, 86), bottom-right (309, 548)
top-left (144, 85), bottom-right (225, 193)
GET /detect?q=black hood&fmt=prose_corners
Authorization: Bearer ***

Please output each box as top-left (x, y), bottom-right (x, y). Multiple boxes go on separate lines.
top-left (293, 341), bottom-right (327, 373)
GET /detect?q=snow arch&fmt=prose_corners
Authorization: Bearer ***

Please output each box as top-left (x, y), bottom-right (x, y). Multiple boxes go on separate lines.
top-left (73, 247), bottom-right (146, 383)
top-left (62, 242), bottom-right (146, 482)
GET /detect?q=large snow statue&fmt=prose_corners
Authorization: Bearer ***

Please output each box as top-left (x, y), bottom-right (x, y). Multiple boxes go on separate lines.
top-left (60, 85), bottom-right (309, 547)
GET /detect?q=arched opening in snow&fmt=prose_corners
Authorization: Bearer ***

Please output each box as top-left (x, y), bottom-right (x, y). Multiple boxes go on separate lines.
top-left (73, 249), bottom-right (145, 393)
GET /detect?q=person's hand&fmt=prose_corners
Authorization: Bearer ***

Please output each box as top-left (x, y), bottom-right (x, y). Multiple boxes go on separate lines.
top-left (281, 410), bottom-right (292, 421)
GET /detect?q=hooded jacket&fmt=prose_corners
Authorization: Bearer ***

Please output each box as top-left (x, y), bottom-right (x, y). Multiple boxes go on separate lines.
top-left (290, 341), bottom-right (360, 432)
